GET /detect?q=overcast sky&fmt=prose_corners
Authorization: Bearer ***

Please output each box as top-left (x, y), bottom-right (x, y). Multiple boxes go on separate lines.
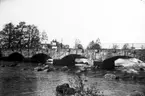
top-left (0, 0), bottom-right (145, 48)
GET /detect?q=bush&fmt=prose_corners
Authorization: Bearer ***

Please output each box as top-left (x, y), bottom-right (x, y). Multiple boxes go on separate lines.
top-left (31, 53), bottom-right (51, 64)
top-left (68, 73), bottom-right (104, 96)
top-left (136, 49), bottom-right (145, 62)
top-left (7, 52), bottom-right (24, 62)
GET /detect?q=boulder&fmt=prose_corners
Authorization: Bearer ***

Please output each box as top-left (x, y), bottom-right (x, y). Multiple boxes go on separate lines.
top-left (56, 83), bottom-right (76, 95)
top-left (115, 58), bottom-right (145, 68)
top-left (123, 69), bottom-right (139, 74)
top-left (115, 57), bottom-right (145, 74)
top-left (56, 83), bottom-right (70, 94)
top-left (37, 68), bottom-right (43, 71)
top-left (46, 67), bottom-right (55, 72)
top-left (139, 68), bottom-right (144, 71)
top-left (9, 62), bottom-right (18, 67)
top-left (104, 73), bottom-right (119, 80)
top-left (64, 88), bottom-right (76, 95)
top-left (34, 67), bottom-right (43, 71)
top-left (59, 66), bottom-right (69, 71)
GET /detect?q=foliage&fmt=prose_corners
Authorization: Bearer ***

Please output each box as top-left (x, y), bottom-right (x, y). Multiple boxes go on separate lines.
top-left (76, 44), bottom-right (83, 49)
top-left (0, 23), bottom-right (15, 50)
top-left (25, 24), bottom-right (41, 49)
top-left (130, 44), bottom-right (135, 50)
top-left (141, 45), bottom-right (145, 49)
top-left (112, 44), bottom-right (118, 50)
top-left (74, 39), bottom-right (83, 49)
top-left (41, 31), bottom-right (48, 44)
top-left (111, 44), bottom-right (119, 53)
top-left (0, 22), bottom-right (41, 50)
top-left (68, 73), bottom-right (104, 96)
top-left (122, 43), bottom-right (130, 50)
top-left (136, 49), bottom-right (145, 62)
top-left (87, 39), bottom-right (101, 50)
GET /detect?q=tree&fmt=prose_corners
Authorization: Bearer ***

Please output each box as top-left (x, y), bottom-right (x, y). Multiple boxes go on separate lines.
top-left (130, 43), bottom-right (135, 50)
top-left (96, 38), bottom-right (101, 45)
top-left (0, 22), bottom-right (15, 50)
top-left (141, 45), bottom-right (144, 49)
top-left (87, 41), bottom-right (94, 49)
top-left (112, 44), bottom-right (119, 53)
top-left (87, 39), bottom-right (101, 50)
top-left (112, 44), bottom-right (118, 49)
top-left (15, 21), bottom-right (27, 51)
top-left (0, 22), bottom-right (41, 52)
top-left (41, 31), bottom-right (48, 44)
top-left (74, 39), bottom-right (83, 49)
top-left (25, 24), bottom-right (41, 49)
top-left (122, 43), bottom-right (130, 50)
top-left (122, 43), bottom-right (130, 56)
top-left (76, 43), bottom-right (83, 49)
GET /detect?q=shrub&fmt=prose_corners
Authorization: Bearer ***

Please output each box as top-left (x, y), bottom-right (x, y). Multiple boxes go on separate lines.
top-left (136, 49), bottom-right (145, 62)
top-left (68, 73), bottom-right (104, 96)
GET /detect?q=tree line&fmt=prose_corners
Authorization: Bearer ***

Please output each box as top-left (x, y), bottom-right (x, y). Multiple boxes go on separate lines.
top-left (0, 22), bottom-right (42, 51)
top-left (1, 21), bottom-right (143, 52)
top-left (0, 21), bottom-right (102, 51)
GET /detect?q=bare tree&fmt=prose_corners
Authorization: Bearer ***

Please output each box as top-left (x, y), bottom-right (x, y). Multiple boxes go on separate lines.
top-left (122, 43), bottom-right (130, 50)
top-left (141, 45), bottom-right (144, 49)
top-left (122, 43), bottom-right (130, 56)
top-left (0, 22), bottom-right (15, 51)
top-left (87, 39), bottom-right (101, 50)
top-left (74, 39), bottom-right (82, 49)
top-left (15, 21), bottom-right (27, 52)
top-left (74, 39), bottom-right (83, 54)
top-left (41, 31), bottom-right (48, 44)
top-left (112, 44), bottom-right (118, 49)
top-left (112, 44), bottom-right (119, 53)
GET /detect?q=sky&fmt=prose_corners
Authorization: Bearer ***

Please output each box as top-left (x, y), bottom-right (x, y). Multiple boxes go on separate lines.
top-left (0, 0), bottom-right (145, 48)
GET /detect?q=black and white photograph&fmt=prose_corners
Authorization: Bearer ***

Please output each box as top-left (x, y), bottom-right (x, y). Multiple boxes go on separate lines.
top-left (0, 0), bottom-right (145, 96)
